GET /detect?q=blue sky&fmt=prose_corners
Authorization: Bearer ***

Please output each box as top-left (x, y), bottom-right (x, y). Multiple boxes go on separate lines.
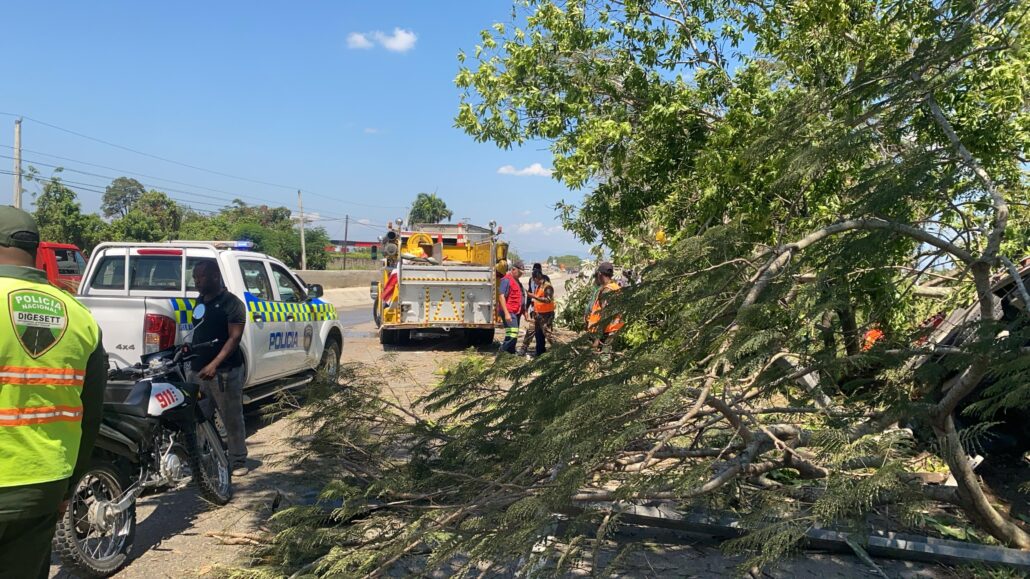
top-left (0, 1), bottom-right (586, 260)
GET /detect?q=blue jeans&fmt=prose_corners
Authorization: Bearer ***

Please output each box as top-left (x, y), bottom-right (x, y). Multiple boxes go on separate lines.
top-left (499, 314), bottom-right (521, 354)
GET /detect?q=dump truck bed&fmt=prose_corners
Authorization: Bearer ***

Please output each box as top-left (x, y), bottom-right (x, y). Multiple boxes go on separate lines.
top-left (392, 264), bottom-right (496, 329)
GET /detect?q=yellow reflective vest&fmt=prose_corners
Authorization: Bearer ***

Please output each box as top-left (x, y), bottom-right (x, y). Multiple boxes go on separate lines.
top-left (0, 275), bottom-right (99, 488)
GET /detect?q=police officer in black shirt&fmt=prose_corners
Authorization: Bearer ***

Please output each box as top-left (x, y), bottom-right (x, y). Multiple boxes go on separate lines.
top-left (190, 261), bottom-right (249, 476)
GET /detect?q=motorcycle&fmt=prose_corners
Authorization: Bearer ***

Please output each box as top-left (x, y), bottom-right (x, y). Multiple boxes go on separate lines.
top-left (53, 303), bottom-right (233, 577)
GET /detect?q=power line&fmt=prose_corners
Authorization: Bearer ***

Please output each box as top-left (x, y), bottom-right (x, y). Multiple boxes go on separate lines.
top-left (0, 145), bottom-right (283, 204)
top-left (0, 153), bottom-right (292, 210)
top-left (0, 112), bottom-right (299, 190)
top-left (0, 112), bottom-right (409, 210)
top-left (0, 169), bottom-right (220, 214)
top-left (0, 145), bottom-right (407, 217)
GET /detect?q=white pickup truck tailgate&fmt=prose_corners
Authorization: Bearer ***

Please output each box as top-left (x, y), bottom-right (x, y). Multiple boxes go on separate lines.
top-left (80, 296), bottom-right (178, 369)
top-left (397, 265), bottom-right (495, 327)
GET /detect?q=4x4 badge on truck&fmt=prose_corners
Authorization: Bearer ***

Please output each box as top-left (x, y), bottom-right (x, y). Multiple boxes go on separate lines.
top-left (9, 289), bottom-right (69, 358)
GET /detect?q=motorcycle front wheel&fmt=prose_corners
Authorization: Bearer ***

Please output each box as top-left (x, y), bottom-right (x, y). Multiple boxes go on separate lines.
top-left (53, 461), bottom-right (136, 577)
top-left (184, 419), bottom-right (233, 505)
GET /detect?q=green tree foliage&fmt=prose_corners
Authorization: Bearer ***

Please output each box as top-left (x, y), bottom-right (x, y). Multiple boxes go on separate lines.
top-left (29, 169), bottom-right (106, 252)
top-left (549, 254), bottom-right (582, 269)
top-left (108, 190), bottom-right (183, 242)
top-left (408, 192), bottom-right (453, 224)
top-left (241, 0), bottom-right (1029, 575)
top-left (32, 175), bottom-right (331, 269)
top-left (100, 176), bottom-right (145, 218)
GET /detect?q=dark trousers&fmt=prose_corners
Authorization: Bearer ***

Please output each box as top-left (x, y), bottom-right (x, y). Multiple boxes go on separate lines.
top-left (518, 312), bottom-right (536, 354)
top-left (0, 512), bottom-right (58, 579)
top-left (533, 312), bottom-right (555, 355)
top-left (499, 314), bottom-right (521, 354)
top-left (190, 365), bottom-right (248, 466)
top-left (519, 312), bottom-right (556, 355)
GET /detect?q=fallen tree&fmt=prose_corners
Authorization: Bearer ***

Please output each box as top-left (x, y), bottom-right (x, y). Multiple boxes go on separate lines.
top-left (237, 0), bottom-right (1030, 576)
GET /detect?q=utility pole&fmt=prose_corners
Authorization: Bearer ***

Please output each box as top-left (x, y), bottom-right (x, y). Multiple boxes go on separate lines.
top-left (12, 118), bottom-right (22, 209)
top-left (342, 215), bottom-right (350, 270)
top-left (298, 190), bottom-right (307, 271)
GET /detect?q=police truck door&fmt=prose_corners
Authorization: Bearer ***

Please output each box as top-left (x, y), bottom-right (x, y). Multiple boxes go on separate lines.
top-left (237, 259), bottom-right (289, 382)
top-left (267, 263), bottom-right (309, 374)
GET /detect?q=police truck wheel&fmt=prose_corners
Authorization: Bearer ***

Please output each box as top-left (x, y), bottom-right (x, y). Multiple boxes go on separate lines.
top-left (318, 339), bottom-right (341, 383)
top-left (53, 461), bottom-right (135, 578)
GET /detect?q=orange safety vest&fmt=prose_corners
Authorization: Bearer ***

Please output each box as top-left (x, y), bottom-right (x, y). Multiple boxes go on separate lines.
top-left (587, 281), bottom-right (623, 334)
top-left (533, 282), bottom-right (555, 314)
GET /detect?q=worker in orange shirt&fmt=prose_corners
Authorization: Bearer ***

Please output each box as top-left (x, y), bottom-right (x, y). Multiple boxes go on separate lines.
top-left (520, 268), bottom-right (556, 356)
top-left (587, 262), bottom-right (624, 351)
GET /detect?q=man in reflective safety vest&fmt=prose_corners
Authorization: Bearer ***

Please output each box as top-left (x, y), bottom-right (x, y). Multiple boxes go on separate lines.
top-left (519, 269), bottom-right (556, 356)
top-left (0, 206), bottom-right (106, 579)
top-left (497, 260), bottom-right (525, 355)
top-left (587, 261), bottom-right (624, 351)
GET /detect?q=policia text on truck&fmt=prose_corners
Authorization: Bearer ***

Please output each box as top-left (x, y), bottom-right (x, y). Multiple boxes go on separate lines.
top-left (0, 206), bottom-right (107, 579)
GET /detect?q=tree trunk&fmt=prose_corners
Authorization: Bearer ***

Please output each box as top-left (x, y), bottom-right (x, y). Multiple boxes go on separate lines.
top-left (836, 306), bottom-right (860, 357)
top-left (933, 415), bottom-right (1030, 549)
top-left (930, 262), bottom-right (1030, 549)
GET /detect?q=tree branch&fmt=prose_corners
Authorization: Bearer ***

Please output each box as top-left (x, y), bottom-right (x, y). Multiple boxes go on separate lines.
top-left (921, 79), bottom-right (1008, 259)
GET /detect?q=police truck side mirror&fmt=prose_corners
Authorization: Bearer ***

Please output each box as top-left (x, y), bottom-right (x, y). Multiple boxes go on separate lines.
top-left (307, 284), bottom-right (324, 300)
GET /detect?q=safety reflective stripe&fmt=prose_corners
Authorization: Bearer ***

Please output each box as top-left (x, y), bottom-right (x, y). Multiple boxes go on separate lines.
top-left (504, 327), bottom-right (519, 338)
top-left (169, 298), bottom-right (196, 325)
top-left (0, 405), bottom-right (83, 426)
top-left (0, 366), bottom-right (85, 386)
top-left (245, 293), bottom-right (338, 322)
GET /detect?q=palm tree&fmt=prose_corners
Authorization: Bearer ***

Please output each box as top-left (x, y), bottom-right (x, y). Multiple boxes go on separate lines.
top-left (407, 192), bottom-right (453, 225)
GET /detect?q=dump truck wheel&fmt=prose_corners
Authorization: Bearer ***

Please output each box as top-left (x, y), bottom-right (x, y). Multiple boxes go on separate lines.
top-left (465, 329), bottom-right (495, 346)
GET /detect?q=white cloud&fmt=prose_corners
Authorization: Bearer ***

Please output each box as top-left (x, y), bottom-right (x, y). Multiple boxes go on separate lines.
top-left (373, 28), bottom-right (418, 52)
top-left (497, 163), bottom-right (553, 177)
top-left (363, 127), bottom-right (380, 134)
top-left (358, 218), bottom-right (372, 225)
top-left (517, 222), bottom-right (544, 234)
top-left (521, 210), bottom-right (532, 216)
top-left (346, 32), bottom-right (374, 49)
top-left (348, 28), bottom-right (417, 52)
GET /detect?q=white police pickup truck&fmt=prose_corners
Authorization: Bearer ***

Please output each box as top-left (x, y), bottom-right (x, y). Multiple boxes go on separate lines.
top-left (77, 241), bottom-right (343, 403)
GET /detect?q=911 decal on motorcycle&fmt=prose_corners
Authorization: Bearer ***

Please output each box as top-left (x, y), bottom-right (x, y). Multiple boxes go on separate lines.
top-left (148, 382), bottom-right (185, 415)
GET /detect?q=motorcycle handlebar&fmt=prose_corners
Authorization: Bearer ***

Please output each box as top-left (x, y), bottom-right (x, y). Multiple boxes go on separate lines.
top-left (175, 339), bottom-right (220, 363)
top-left (116, 339), bottom-right (223, 374)
top-left (189, 339), bottom-right (220, 351)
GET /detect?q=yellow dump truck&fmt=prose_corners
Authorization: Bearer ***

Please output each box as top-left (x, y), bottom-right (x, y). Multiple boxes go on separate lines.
top-left (371, 222), bottom-right (508, 346)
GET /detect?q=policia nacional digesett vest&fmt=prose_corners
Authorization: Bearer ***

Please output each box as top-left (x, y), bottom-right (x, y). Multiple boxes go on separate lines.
top-left (0, 276), bottom-right (98, 488)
